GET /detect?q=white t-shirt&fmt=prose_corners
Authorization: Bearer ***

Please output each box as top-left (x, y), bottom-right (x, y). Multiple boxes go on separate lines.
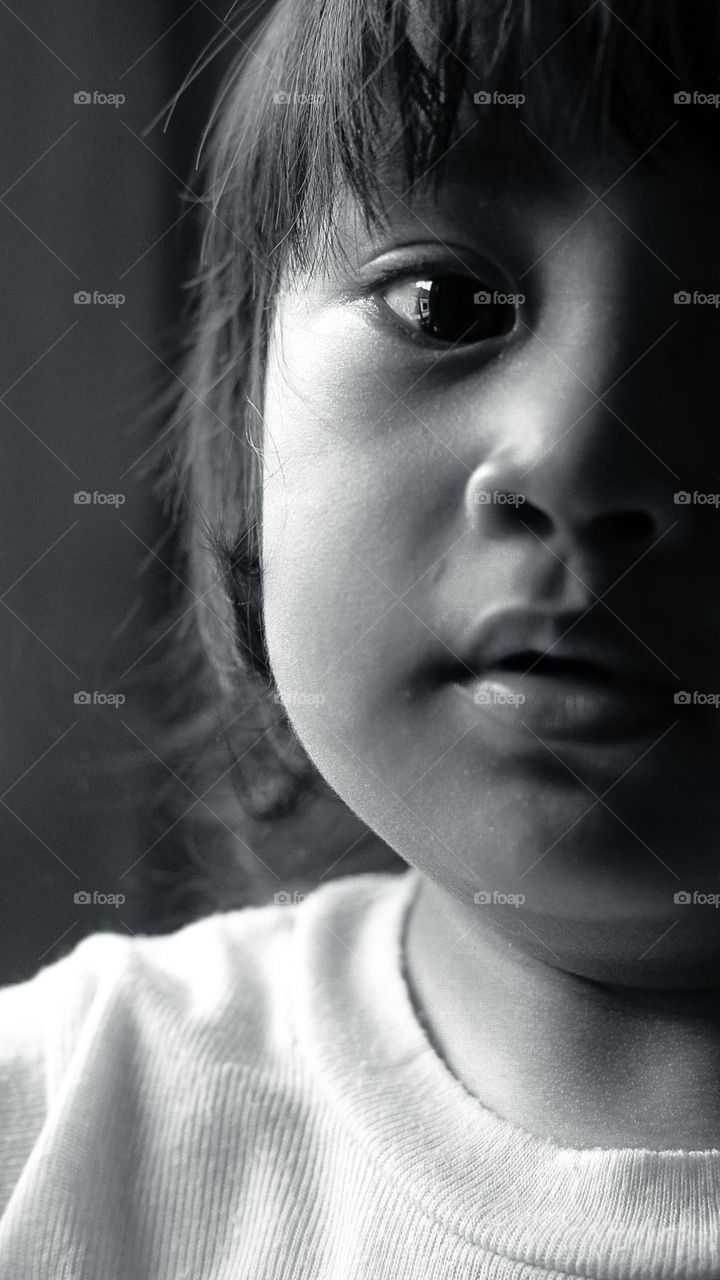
top-left (0, 864), bottom-right (718, 1278)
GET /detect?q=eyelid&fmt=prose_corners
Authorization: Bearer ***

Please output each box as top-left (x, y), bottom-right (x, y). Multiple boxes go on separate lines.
top-left (340, 245), bottom-right (511, 298)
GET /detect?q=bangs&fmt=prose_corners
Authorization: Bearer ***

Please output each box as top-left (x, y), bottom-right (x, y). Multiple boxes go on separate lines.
top-left (198, 0), bottom-right (720, 291)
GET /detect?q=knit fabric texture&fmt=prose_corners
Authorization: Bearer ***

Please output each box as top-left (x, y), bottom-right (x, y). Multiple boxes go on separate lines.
top-left (0, 864), bottom-right (718, 1279)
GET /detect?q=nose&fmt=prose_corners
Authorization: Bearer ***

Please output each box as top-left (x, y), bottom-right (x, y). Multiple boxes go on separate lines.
top-left (465, 426), bottom-right (666, 554)
top-left (464, 347), bottom-right (685, 566)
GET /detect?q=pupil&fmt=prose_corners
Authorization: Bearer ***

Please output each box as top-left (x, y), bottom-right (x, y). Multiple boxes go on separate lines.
top-left (419, 275), bottom-right (516, 343)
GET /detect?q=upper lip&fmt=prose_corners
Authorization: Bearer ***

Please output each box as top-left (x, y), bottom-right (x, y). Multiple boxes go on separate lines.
top-left (451, 605), bottom-right (678, 690)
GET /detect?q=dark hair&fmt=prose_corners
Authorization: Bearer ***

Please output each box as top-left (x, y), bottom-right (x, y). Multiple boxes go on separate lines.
top-left (119, 0), bottom-right (720, 923)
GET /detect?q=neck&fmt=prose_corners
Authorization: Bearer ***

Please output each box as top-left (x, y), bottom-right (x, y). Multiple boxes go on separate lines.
top-left (404, 874), bottom-right (720, 1150)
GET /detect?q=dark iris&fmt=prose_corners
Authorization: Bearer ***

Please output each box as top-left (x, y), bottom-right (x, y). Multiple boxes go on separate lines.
top-left (417, 275), bottom-right (517, 344)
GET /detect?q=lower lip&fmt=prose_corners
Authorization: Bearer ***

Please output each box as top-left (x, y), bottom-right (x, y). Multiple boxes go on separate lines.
top-left (451, 669), bottom-right (676, 747)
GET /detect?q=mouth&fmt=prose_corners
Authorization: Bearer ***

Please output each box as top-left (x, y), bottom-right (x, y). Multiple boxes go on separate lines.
top-left (490, 650), bottom-right (615, 683)
top-left (445, 603), bottom-right (682, 752)
top-left (452, 648), bottom-right (674, 747)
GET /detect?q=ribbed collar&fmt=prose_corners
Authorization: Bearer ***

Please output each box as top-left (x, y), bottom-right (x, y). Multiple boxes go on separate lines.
top-left (294, 866), bottom-right (720, 1280)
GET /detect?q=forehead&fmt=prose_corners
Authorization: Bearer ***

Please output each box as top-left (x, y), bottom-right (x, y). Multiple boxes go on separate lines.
top-left (327, 120), bottom-right (709, 254)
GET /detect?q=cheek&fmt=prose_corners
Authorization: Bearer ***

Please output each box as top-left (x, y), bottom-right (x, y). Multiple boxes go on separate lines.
top-left (261, 344), bottom-right (420, 751)
top-left (257, 303), bottom-right (536, 796)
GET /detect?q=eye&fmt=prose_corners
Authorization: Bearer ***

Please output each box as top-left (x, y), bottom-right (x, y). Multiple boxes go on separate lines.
top-left (380, 273), bottom-right (520, 345)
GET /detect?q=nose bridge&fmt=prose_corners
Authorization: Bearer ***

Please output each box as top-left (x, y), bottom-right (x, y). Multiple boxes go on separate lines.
top-left (551, 295), bottom-right (719, 509)
top-left (529, 345), bottom-right (667, 524)
top-left (471, 244), bottom-right (692, 536)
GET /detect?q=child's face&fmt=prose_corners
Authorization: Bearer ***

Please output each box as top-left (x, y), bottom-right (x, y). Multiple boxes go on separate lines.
top-left (260, 99), bottom-right (720, 972)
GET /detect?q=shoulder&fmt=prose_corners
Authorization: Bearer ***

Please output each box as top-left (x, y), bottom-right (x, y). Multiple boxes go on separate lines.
top-left (5, 870), bottom-right (400, 1076)
top-left (0, 870), bottom-right (412, 1222)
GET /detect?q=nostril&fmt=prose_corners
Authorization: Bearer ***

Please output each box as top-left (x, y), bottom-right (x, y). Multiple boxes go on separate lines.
top-left (471, 488), bottom-right (553, 538)
top-left (517, 500), bottom-right (553, 538)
